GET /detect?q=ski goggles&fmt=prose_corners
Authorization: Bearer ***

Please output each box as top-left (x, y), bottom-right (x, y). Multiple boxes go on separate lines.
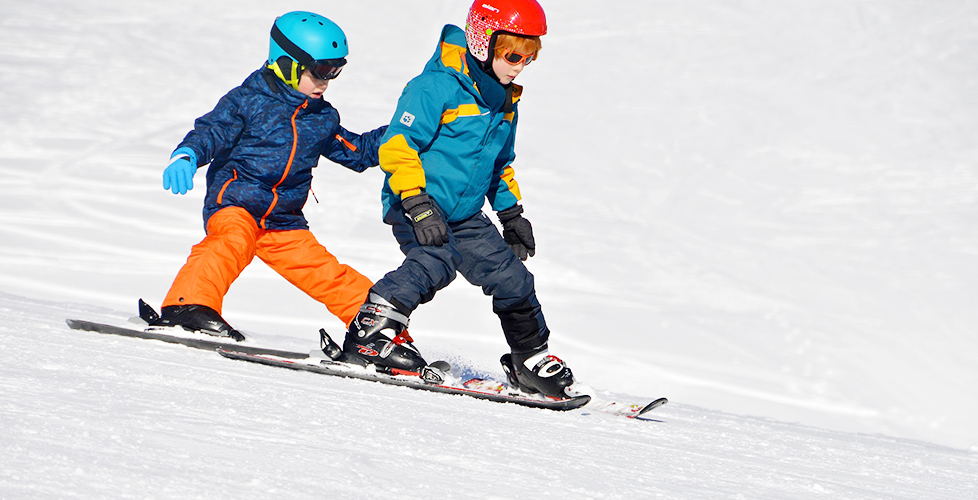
top-left (306, 58), bottom-right (346, 81)
top-left (501, 50), bottom-right (535, 66)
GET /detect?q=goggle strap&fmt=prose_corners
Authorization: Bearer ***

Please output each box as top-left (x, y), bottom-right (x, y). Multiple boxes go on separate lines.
top-left (270, 23), bottom-right (314, 67)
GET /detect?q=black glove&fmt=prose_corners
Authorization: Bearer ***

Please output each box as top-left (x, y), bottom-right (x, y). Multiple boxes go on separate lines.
top-left (402, 193), bottom-right (449, 246)
top-left (498, 205), bottom-right (535, 261)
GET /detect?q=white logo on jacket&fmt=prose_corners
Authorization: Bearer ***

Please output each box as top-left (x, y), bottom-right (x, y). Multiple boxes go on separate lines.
top-left (400, 111), bottom-right (415, 127)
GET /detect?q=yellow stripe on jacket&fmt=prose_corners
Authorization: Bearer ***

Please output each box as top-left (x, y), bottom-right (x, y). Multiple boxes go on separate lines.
top-left (441, 104), bottom-right (483, 124)
top-left (379, 134), bottom-right (425, 199)
top-left (499, 165), bottom-right (522, 201)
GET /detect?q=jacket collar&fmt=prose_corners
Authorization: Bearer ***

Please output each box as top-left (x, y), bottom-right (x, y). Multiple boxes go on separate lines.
top-left (426, 25), bottom-right (522, 111)
top-left (253, 67), bottom-right (325, 111)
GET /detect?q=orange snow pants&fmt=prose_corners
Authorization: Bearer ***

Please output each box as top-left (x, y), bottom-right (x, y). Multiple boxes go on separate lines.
top-left (162, 206), bottom-right (371, 325)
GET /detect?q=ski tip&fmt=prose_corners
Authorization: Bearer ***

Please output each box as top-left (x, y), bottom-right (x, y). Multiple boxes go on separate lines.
top-left (66, 318), bottom-right (99, 332)
top-left (639, 397), bottom-right (668, 415)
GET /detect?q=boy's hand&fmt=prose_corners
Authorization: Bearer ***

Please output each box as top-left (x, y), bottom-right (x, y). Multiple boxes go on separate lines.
top-left (402, 193), bottom-right (449, 246)
top-left (498, 205), bottom-right (535, 261)
top-left (163, 158), bottom-right (195, 194)
top-left (162, 148), bottom-right (199, 195)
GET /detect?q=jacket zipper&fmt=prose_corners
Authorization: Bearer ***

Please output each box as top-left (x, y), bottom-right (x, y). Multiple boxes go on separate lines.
top-left (259, 100), bottom-right (307, 229)
top-left (216, 169), bottom-right (237, 205)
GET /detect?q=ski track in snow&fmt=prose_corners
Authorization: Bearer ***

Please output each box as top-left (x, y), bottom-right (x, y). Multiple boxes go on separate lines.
top-left (2, 0), bottom-right (978, 497)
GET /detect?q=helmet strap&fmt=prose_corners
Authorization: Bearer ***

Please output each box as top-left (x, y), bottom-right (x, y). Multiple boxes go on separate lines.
top-left (267, 57), bottom-right (302, 90)
top-left (477, 30), bottom-right (502, 74)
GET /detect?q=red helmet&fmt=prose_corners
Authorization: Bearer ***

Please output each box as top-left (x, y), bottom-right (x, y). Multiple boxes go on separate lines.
top-left (465, 0), bottom-right (548, 63)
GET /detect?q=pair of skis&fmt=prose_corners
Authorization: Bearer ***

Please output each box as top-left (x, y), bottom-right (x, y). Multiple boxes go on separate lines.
top-left (65, 306), bottom-right (667, 419)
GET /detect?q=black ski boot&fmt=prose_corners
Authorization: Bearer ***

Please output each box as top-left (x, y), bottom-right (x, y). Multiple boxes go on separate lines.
top-left (342, 293), bottom-right (427, 372)
top-left (500, 345), bottom-right (575, 399)
top-left (156, 303), bottom-right (245, 341)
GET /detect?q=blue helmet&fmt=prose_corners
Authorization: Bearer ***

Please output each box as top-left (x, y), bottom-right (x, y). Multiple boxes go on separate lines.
top-left (268, 11), bottom-right (348, 66)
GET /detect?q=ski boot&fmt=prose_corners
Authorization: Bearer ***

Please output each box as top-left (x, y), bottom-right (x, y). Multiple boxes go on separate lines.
top-left (500, 345), bottom-right (575, 399)
top-left (342, 293), bottom-right (427, 372)
top-left (152, 302), bottom-right (245, 341)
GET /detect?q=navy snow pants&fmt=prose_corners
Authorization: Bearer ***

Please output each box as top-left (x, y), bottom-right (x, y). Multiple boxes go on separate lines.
top-left (371, 208), bottom-right (550, 353)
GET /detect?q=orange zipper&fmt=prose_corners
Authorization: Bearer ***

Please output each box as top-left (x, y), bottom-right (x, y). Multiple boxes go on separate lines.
top-left (216, 169), bottom-right (237, 205)
top-left (335, 133), bottom-right (357, 151)
top-left (259, 101), bottom-right (307, 229)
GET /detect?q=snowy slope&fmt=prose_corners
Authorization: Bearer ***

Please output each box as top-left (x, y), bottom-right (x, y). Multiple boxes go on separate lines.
top-left (3, 293), bottom-right (977, 499)
top-left (1, 0), bottom-right (978, 497)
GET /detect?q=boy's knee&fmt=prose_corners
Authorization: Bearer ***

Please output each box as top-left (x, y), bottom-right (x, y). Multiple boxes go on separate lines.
top-left (204, 207), bottom-right (260, 252)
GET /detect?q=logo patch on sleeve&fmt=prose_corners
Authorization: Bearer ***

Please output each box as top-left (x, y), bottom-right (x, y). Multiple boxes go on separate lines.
top-left (399, 111), bottom-right (416, 127)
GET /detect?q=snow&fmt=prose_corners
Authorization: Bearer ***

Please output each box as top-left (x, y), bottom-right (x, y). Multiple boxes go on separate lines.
top-left (1, 0), bottom-right (977, 498)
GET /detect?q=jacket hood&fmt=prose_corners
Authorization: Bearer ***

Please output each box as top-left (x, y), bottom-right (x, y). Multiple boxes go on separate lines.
top-left (423, 25), bottom-right (523, 110)
top-left (422, 25), bottom-right (482, 99)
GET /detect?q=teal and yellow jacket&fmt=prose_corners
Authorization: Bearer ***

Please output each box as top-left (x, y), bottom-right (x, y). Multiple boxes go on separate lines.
top-left (379, 24), bottom-right (523, 223)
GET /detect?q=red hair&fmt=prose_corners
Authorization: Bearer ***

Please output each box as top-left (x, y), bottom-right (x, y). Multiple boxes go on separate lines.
top-left (494, 33), bottom-right (542, 60)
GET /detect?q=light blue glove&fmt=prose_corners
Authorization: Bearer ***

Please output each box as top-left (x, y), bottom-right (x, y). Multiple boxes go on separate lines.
top-left (162, 147), bottom-right (199, 195)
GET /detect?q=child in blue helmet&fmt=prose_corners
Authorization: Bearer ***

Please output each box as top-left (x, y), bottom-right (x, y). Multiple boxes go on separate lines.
top-left (337, 0), bottom-right (578, 400)
top-left (155, 12), bottom-right (386, 340)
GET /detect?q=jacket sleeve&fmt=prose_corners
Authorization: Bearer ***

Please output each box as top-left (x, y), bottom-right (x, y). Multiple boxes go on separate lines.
top-left (487, 111), bottom-right (522, 211)
top-left (325, 125), bottom-right (388, 172)
top-left (175, 90), bottom-right (247, 167)
top-left (377, 76), bottom-right (446, 200)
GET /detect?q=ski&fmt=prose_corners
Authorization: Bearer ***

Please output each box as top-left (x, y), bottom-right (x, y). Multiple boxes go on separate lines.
top-left (639, 398), bottom-right (669, 415)
top-left (65, 318), bottom-right (309, 360)
top-left (585, 397), bottom-right (669, 419)
top-left (66, 301), bottom-right (663, 417)
top-left (217, 347), bottom-right (592, 411)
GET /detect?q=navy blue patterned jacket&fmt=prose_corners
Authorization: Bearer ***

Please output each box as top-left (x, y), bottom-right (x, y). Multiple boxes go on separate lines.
top-left (176, 67), bottom-right (386, 231)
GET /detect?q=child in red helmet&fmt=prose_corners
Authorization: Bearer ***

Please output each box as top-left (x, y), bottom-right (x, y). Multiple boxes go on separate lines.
top-left (338, 0), bottom-right (579, 400)
top-left (154, 12), bottom-right (385, 341)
